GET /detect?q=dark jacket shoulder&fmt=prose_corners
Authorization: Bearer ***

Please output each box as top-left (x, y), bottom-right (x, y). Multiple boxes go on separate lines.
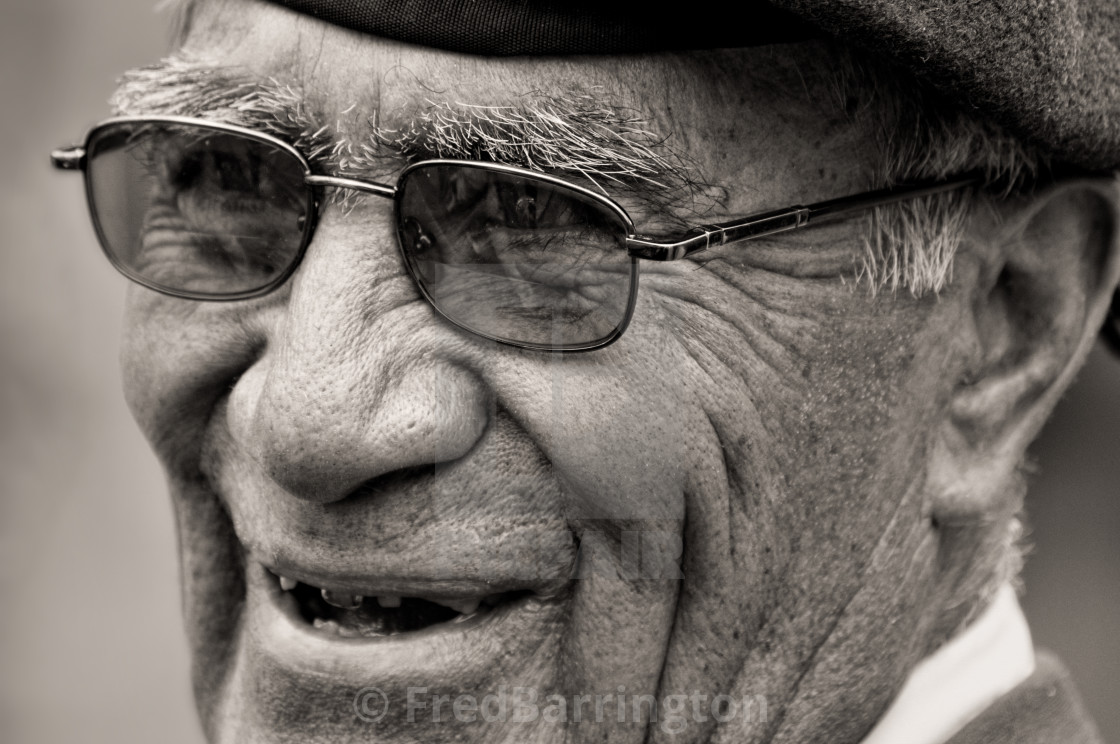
top-left (947, 651), bottom-right (1102, 744)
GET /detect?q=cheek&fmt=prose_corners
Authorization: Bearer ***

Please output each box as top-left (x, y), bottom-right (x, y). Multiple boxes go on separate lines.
top-left (120, 287), bottom-right (270, 475)
top-left (635, 259), bottom-right (950, 546)
top-left (483, 340), bottom-right (711, 523)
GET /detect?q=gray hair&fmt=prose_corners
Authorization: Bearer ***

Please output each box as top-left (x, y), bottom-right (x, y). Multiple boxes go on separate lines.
top-left (828, 47), bottom-right (1048, 296)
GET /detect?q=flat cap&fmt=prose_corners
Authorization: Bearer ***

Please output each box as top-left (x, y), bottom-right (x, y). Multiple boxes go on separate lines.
top-left (264, 0), bottom-right (1120, 172)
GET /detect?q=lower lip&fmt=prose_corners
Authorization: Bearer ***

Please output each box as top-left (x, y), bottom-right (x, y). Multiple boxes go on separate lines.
top-left (244, 563), bottom-right (567, 681)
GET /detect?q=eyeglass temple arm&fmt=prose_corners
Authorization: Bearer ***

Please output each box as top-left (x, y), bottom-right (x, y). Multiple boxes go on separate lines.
top-left (625, 173), bottom-right (982, 262)
top-left (51, 146), bottom-right (86, 170)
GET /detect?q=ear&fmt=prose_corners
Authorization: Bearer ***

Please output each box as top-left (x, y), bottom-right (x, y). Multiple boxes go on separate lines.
top-left (930, 177), bottom-right (1120, 521)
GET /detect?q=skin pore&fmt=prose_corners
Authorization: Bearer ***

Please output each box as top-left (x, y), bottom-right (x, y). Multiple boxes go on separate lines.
top-left (116, 0), bottom-right (1120, 742)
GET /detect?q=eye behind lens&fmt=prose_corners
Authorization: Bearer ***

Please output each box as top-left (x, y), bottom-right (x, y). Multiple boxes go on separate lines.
top-left (396, 162), bottom-right (638, 350)
top-left (85, 120), bottom-right (313, 299)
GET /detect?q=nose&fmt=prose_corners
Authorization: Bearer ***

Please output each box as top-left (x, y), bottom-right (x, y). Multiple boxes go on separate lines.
top-left (229, 207), bottom-right (492, 503)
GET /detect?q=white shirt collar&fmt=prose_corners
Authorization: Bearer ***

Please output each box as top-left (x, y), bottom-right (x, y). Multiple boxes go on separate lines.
top-left (860, 584), bottom-right (1035, 744)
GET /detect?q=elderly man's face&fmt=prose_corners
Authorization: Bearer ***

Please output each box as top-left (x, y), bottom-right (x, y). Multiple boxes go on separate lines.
top-left (121, 1), bottom-right (978, 741)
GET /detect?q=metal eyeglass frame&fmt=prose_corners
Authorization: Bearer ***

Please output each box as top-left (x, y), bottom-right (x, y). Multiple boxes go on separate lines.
top-left (52, 115), bottom-right (988, 351)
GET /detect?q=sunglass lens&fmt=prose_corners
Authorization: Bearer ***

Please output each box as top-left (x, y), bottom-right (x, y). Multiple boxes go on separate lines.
top-left (86, 121), bottom-right (312, 297)
top-left (396, 164), bottom-right (636, 349)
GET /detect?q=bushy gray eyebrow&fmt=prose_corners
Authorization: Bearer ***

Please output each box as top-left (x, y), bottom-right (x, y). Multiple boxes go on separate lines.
top-left (111, 55), bottom-right (335, 162)
top-left (110, 55), bottom-right (721, 227)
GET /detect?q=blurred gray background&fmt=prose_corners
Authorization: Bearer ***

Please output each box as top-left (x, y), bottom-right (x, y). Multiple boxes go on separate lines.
top-left (1, 2), bottom-right (1117, 742)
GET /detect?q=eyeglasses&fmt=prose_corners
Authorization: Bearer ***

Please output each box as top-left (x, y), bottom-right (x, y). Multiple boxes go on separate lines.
top-left (52, 116), bottom-right (979, 351)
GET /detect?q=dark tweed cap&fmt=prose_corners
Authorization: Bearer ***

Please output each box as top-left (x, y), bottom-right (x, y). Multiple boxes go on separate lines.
top-left (264, 0), bottom-right (1120, 173)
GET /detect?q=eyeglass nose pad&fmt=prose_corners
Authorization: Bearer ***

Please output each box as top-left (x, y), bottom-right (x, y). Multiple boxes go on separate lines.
top-left (401, 216), bottom-right (440, 285)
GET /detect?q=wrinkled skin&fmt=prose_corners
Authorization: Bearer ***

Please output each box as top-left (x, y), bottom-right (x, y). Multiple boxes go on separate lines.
top-left (118, 1), bottom-right (1120, 742)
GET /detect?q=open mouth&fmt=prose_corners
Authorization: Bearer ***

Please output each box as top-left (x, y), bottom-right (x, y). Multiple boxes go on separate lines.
top-left (270, 570), bottom-right (533, 639)
top-left (237, 557), bottom-right (573, 704)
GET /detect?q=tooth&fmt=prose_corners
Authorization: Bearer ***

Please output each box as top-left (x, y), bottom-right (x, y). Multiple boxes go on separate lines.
top-left (337, 625), bottom-right (359, 638)
top-left (377, 595), bottom-right (402, 608)
top-left (321, 589), bottom-right (364, 610)
top-left (316, 619), bottom-right (340, 634)
top-left (279, 576), bottom-right (298, 591)
top-left (447, 598), bottom-right (481, 615)
top-left (313, 618), bottom-right (341, 634)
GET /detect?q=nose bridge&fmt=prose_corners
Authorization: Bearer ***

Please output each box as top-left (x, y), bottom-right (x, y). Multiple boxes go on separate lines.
top-left (239, 208), bottom-right (491, 502)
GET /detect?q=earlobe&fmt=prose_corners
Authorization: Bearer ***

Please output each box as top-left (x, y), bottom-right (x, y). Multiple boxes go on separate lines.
top-left (933, 178), bottom-right (1120, 518)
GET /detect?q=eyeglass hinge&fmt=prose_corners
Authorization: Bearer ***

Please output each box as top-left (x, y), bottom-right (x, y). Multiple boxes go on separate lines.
top-left (626, 228), bottom-right (722, 261)
top-left (51, 146), bottom-right (86, 171)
